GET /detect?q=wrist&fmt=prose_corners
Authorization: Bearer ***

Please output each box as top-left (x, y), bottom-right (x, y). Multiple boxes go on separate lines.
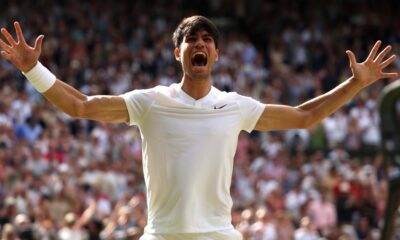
top-left (348, 76), bottom-right (364, 90)
top-left (22, 61), bottom-right (56, 93)
top-left (21, 61), bottom-right (38, 73)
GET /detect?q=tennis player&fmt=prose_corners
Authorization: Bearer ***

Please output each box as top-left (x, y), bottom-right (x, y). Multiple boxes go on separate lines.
top-left (0, 16), bottom-right (397, 240)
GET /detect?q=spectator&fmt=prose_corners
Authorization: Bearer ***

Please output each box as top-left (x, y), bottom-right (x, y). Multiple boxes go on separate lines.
top-left (294, 217), bottom-right (320, 240)
top-left (57, 212), bottom-right (88, 240)
top-left (306, 189), bottom-right (337, 237)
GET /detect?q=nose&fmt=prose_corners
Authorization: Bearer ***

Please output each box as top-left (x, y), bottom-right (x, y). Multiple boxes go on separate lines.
top-left (194, 38), bottom-right (205, 48)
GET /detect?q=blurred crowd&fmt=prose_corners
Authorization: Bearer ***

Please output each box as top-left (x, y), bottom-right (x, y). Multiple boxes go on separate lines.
top-left (0, 0), bottom-right (400, 239)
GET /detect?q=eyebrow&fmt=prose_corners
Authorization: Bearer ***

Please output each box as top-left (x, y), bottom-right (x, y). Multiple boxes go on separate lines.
top-left (185, 33), bottom-right (213, 39)
top-left (202, 34), bottom-right (213, 38)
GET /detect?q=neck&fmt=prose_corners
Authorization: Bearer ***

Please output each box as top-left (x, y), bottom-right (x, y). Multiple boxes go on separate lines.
top-left (180, 76), bottom-right (212, 100)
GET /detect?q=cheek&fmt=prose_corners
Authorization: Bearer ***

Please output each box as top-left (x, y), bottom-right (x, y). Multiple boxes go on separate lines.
top-left (182, 55), bottom-right (190, 66)
top-left (209, 53), bottom-right (218, 64)
top-left (180, 56), bottom-right (191, 70)
top-left (208, 47), bottom-right (218, 61)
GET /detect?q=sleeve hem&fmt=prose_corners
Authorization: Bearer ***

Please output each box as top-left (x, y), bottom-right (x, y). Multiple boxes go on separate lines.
top-left (245, 104), bottom-right (266, 133)
top-left (121, 93), bottom-right (136, 125)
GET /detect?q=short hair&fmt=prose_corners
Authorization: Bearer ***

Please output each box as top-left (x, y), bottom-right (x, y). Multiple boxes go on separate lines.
top-left (172, 15), bottom-right (220, 49)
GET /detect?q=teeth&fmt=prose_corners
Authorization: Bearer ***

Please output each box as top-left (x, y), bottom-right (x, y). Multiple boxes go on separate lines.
top-left (191, 52), bottom-right (206, 59)
top-left (191, 52), bottom-right (208, 67)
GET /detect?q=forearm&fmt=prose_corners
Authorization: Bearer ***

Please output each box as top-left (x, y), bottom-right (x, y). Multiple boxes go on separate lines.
top-left (297, 76), bottom-right (362, 126)
top-left (42, 80), bottom-right (88, 117)
top-left (43, 81), bottom-right (129, 123)
top-left (21, 61), bottom-right (86, 117)
top-left (21, 62), bottom-right (129, 123)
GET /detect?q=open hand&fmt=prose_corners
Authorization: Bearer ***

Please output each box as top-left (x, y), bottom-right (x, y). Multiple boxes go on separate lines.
top-left (0, 21), bottom-right (44, 72)
top-left (346, 40), bottom-right (398, 88)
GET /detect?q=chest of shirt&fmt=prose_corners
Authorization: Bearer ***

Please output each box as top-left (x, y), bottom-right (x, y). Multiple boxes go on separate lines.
top-left (140, 104), bottom-right (242, 142)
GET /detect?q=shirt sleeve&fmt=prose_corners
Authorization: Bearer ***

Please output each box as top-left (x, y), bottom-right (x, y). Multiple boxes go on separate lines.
top-left (237, 95), bottom-right (266, 133)
top-left (121, 88), bottom-right (155, 126)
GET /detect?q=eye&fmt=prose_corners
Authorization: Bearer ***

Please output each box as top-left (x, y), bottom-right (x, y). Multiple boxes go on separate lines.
top-left (204, 37), bottom-right (213, 42)
top-left (186, 36), bottom-right (196, 42)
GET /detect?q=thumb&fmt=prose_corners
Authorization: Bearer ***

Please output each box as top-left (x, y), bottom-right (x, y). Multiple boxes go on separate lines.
top-left (34, 35), bottom-right (44, 54)
top-left (346, 50), bottom-right (357, 67)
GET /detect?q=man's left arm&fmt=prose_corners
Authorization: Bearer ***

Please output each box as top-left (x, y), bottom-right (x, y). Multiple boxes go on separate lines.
top-left (255, 40), bottom-right (398, 131)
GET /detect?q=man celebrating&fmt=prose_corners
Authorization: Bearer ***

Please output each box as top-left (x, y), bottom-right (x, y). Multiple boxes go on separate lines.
top-left (0, 16), bottom-right (398, 240)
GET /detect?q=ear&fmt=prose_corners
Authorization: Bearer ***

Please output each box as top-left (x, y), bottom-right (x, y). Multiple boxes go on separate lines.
top-left (174, 48), bottom-right (181, 61)
top-left (215, 49), bottom-right (219, 61)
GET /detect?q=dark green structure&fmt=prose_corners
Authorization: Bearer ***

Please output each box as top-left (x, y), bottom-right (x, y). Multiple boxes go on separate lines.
top-left (379, 80), bottom-right (400, 240)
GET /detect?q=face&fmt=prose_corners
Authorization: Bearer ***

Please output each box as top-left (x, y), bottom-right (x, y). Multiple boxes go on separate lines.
top-left (175, 29), bottom-right (219, 81)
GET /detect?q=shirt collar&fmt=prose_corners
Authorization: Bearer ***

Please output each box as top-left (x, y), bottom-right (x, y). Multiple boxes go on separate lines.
top-left (174, 83), bottom-right (219, 107)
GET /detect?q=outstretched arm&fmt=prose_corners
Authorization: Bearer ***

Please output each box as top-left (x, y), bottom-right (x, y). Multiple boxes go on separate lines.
top-left (255, 40), bottom-right (398, 131)
top-left (0, 22), bottom-right (128, 123)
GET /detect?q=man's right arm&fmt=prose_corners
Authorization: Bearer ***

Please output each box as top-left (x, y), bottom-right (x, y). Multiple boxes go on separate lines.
top-left (0, 22), bottom-right (129, 124)
top-left (43, 80), bottom-right (129, 123)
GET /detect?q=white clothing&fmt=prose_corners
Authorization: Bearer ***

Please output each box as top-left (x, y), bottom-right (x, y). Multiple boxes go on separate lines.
top-left (294, 228), bottom-right (319, 240)
top-left (285, 190), bottom-right (308, 219)
top-left (122, 83), bottom-right (265, 234)
top-left (139, 228), bottom-right (242, 240)
top-left (323, 112), bottom-right (348, 147)
top-left (58, 227), bottom-right (88, 240)
top-left (262, 223), bottom-right (277, 240)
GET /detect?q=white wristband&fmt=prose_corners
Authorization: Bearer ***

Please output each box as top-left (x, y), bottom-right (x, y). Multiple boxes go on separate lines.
top-left (22, 62), bottom-right (56, 93)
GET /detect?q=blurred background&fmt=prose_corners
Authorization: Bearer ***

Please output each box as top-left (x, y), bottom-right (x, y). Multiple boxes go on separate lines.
top-left (0, 0), bottom-right (400, 239)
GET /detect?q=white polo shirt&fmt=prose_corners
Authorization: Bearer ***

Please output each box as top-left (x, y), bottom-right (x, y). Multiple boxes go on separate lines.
top-left (122, 83), bottom-right (265, 234)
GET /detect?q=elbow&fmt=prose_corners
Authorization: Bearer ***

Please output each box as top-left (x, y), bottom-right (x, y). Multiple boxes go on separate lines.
top-left (67, 101), bottom-right (85, 118)
top-left (303, 114), bottom-right (323, 129)
top-left (297, 109), bottom-right (318, 129)
top-left (297, 119), bottom-right (310, 129)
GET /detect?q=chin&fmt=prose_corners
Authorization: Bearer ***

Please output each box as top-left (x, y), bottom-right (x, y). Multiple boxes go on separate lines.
top-left (190, 72), bottom-right (210, 81)
top-left (187, 69), bottom-right (211, 81)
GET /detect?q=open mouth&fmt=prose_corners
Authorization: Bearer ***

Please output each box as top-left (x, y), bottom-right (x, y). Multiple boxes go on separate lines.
top-left (191, 52), bottom-right (208, 67)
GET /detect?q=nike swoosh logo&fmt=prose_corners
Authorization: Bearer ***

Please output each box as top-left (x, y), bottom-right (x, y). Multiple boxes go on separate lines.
top-left (213, 104), bottom-right (227, 109)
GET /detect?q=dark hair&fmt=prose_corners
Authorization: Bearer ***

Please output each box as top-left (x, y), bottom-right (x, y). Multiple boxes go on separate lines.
top-left (172, 15), bottom-right (220, 49)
